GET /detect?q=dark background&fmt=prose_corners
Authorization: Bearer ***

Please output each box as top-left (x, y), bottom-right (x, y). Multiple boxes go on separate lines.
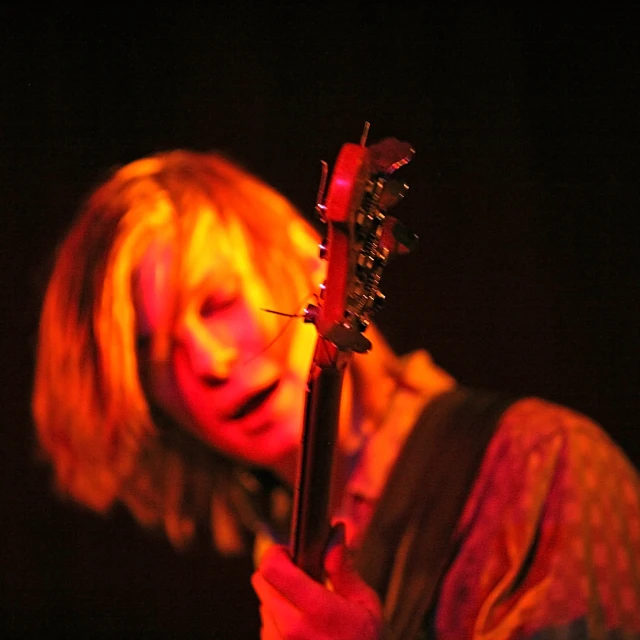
top-left (1, 5), bottom-right (638, 638)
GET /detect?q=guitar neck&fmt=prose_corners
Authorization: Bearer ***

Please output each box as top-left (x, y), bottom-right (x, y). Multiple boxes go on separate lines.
top-left (289, 340), bottom-right (349, 581)
top-left (288, 132), bottom-right (416, 581)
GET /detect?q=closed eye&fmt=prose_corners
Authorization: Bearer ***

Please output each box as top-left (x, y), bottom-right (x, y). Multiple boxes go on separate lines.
top-left (199, 293), bottom-right (238, 318)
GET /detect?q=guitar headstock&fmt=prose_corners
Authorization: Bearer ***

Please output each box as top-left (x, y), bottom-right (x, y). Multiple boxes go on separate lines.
top-left (305, 133), bottom-right (417, 353)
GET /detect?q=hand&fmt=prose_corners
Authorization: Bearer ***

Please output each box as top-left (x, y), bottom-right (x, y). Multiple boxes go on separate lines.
top-left (251, 538), bottom-right (383, 639)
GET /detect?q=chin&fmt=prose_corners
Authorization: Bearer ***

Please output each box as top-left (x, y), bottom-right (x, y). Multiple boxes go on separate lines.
top-left (192, 405), bottom-right (302, 480)
top-left (240, 429), bottom-right (299, 484)
top-left (250, 431), bottom-right (298, 466)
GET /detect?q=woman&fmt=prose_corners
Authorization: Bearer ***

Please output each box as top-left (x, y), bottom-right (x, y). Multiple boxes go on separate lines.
top-left (33, 149), bottom-right (640, 638)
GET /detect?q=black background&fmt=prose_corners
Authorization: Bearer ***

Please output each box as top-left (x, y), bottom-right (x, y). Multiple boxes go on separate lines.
top-left (1, 5), bottom-right (638, 638)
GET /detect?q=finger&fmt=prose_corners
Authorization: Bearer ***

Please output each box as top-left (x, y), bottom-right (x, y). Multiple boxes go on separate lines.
top-left (259, 603), bottom-right (283, 640)
top-left (252, 571), bottom-right (303, 637)
top-left (257, 544), bottom-right (333, 613)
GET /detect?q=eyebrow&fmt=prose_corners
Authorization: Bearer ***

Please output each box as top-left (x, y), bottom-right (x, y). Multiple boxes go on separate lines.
top-left (181, 267), bottom-right (241, 303)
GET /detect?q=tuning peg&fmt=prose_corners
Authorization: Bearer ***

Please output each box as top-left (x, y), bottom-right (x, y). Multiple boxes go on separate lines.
top-left (321, 323), bottom-right (372, 353)
top-left (373, 290), bottom-right (386, 313)
top-left (303, 304), bottom-right (319, 324)
top-left (319, 238), bottom-right (328, 260)
top-left (378, 180), bottom-right (409, 211)
top-left (314, 161), bottom-right (329, 222)
top-left (380, 216), bottom-right (419, 256)
top-left (357, 253), bottom-right (374, 271)
top-left (367, 138), bottom-right (415, 175)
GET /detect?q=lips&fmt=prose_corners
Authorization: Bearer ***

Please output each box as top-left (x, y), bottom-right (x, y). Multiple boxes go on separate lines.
top-left (230, 380), bottom-right (280, 420)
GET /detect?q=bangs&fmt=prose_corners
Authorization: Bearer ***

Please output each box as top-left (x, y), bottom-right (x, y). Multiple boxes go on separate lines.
top-left (176, 205), bottom-right (284, 346)
top-left (178, 205), bottom-right (253, 297)
top-left (132, 151), bottom-right (324, 362)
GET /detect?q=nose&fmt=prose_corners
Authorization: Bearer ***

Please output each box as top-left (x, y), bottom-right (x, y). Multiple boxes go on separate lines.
top-left (178, 313), bottom-right (238, 383)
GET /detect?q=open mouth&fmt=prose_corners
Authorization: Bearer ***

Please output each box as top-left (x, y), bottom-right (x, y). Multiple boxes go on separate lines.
top-left (231, 380), bottom-right (280, 420)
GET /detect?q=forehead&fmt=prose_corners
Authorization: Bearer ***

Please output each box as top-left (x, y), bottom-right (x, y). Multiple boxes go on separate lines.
top-left (134, 207), bottom-right (254, 334)
top-left (178, 206), bottom-right (253, 291)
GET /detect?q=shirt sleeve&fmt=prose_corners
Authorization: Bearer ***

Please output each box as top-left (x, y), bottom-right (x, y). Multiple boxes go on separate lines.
top-left (434, 398), bottom-right (640, 639)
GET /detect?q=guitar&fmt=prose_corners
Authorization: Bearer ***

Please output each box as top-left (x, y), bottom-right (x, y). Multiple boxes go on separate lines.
top-left (289, 128), bottom-right (417, 580)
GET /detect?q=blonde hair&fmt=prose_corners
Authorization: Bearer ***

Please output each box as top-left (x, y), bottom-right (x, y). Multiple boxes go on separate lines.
top-left (32, 151), bottom-right (321, 550)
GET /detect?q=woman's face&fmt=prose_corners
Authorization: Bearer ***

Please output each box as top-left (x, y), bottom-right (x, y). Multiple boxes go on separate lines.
top-left (135, 228), bottom-right (319, 477)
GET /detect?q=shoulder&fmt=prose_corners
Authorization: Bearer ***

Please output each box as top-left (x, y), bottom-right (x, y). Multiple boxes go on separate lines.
top-left (459, 396), bottom-right (640, 540)
top-left (498, 397), bottom-right (623, 452)
top-left (490, 397), bottom-right (639, 494)
top-left (437, 397), bottom-right (640, 637)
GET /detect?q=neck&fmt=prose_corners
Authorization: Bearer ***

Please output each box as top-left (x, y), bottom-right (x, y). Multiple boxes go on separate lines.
top-left (273, 447), bottom-right (300, 489)
top-left (336, 347), bottom-right (456, 548)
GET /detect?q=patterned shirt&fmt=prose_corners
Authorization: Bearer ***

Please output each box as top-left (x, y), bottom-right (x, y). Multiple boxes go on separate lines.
top-left (437, 398), bottom-right (640, 638)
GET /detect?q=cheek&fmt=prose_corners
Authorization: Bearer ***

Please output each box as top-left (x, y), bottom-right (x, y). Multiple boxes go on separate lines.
top-left (285, 320), bottom-right (318, 380)
top-left (184, 304), bottom-right (267, 369)
top-left (239, 273), bottom-right (284, 341)
top-left (142, 356), bottom-right (204, 432)
top-left (226, 305), bottom-right (272, 362)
